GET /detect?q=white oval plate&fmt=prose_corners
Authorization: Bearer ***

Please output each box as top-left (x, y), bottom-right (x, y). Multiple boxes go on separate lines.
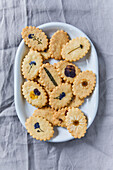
top-left (14, 22), bottom-right (99, 143)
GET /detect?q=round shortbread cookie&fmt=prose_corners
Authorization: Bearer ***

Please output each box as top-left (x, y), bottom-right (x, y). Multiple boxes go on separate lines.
top-left (49, 83), bottom-right (72, 110)
top-left (25, 116), bottom-right (54, 141)
top-left (61, 37), bottom-right (90, 61)
top-left (39, 63), bottom-right (62, 92)
top-left (72, 70), bottom-right (96, 99)
top-left (22, 81), bottom-right (47, 108)
top-left (66, 107), bottom-right (87, 138)
top-left (21, 50), bottom-right (43, 80)
top-left (49, 30), bottom-right (69, 60)
top-left (53, 107), bottom-right (68, 127)
top-left (56, 60), bottom-right (81, 83)
top-left (21, 26), bottom-right (48, 51)
top-left (33, 107), bottom-right (55, 126)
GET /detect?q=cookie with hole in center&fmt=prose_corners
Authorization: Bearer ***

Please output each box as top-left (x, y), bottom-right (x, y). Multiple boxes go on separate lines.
top-left (21, 26), bottom-right (48, 51)
top-left (21, 49), bottom-right (43, 80)
top-left (25, 116), bottom-right (54, 141)
top-left (56, 60), bottom-right (81, 83)
top-left (53, 107), bottom-right (69, 127)
top-left (72, 70), bottom-right (96, 99)
top-left (22, 81), bottom-right (47, 108)
top-left (49, 30), bottom-right (69, 60)
top-left (61, 37), bottom-right (90, 61)
top-left (66, 107), bottom-right (87, 139)
top-left (33, 107), bottom-right (55, 126)
top-left (49, 83), bottom-right (72, 110)
top-left (39, 63), bottom-right (62, 92)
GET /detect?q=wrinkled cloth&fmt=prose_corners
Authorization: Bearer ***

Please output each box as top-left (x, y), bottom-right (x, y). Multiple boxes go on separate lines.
top-left (0, 0), bottom-right (113, 170)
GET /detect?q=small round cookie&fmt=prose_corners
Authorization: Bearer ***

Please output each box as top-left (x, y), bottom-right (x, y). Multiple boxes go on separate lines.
top-left (68, 95), bottom-right (84, 108)
top-left (49, 30), bottom-right (69, 60)
top-left (49, 83), bottom-right (72, 110)
top-left (61, 37), bottom-right (90, 61)
top-left (72, 70), bottom-right (96, 99)
top-left (21, 50), bottom-right (43, 80)
top-left (40, 49), bottom-right (51, 60)
top-left (39, 63), bottom-right (62, 92)
top-left (53, 107), bottom-right (68, 127)
top-left (33, 107), bottom-right (55, 126)
top-left (66, 108), bottom-right (87, 138)
top-left (22, 81), bottom-right (47, 108)
top-left (25, 116), bottom-right (54, 141)
top-left (56, 60), bottom-right (81, 83)
top-left (21, 26), bottom-right (48, 51)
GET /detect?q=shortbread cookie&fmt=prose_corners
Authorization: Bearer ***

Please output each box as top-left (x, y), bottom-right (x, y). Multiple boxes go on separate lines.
top-left (68, 95), bottom-right (84, 108)
top-left (39, 63), bottom-right (62, 92)
top-left (22, 50), bottom-right (43, 80)
top-left (49, 83), bottom-right (72, 110)
top-left (61, 37), bottom-right (90, 61)
top-left (66, 108), bottom-right (87, 138)
top-left (22, 81), bottom-right (47, 107)
top-left (25, 116), bottom-right (54, 141)
top-left (72, 71), bottom-right (96, 99)
top-left (21, 26), bottom-right (48, 51)
top-left (53, 107), bottom-right (68, 127)
top-left (33, 107), bottom-right (55, 126)
top-left (49, 30), bottom-right (69, 60)
top-left (40, 49), bottom-right (51, 60)
top-left (56, 60), bottom-right (81, 83)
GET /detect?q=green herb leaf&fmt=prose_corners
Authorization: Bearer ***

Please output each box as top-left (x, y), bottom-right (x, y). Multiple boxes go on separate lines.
top-left (44, 67), bottom-right (58, 86)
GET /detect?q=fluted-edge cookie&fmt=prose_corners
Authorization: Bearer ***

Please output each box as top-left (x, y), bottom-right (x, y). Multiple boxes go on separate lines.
top-left (33, 107), bottom-right (55, 126)
top-left (22, 81), bottom-right (47, 108)
top-left (40, 49), bottom-right (51, 60)
top-left (56, 60), bottom-right (81, 83)
top-left (21, 26), bottom-right (48, 51)
top-left (25, 116), bottom-right (54, 141)
top-left (61, 37), bottom-right (90, 61)
top-left (49, 30), bottom-right (69, 60)
top-left (53, 107), bottom-right (69, 127)
top-left (39, 63), bottom-right (62, 92)
top-left (66, 107), bottom-right (87, 139)
top-left (49, 83), bottom-right (72, 110)
top-left (21, 49), bottom-right (43, 80)
top-left (72, 70), bottom-right (96, 99)
top-left (68, 95), bottom-right (84, 108)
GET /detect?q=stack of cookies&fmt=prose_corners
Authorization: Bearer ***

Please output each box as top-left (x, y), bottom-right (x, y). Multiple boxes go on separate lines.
top-left (21, 26), bottom-right (96, 141)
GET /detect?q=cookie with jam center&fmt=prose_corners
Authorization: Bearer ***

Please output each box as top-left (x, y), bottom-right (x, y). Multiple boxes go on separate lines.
top-left (49, 83), bottom-right (72, 110)
top-left (61, 37), bottom-right (90, 61)
top-left (56, 60), bottom-right (81, 83)
top-left (22, 81), bottom-right (47, 108)
top-left (21, 49), bottom-right (43, 80)
top-left (72, 70), bottom-right (96, 99)
top-left (25, 116), bottom-right (54, 141)
top-left (66, 107), bottom-right (87, 139)
top-left (21, 26), bottom-right (48, 51)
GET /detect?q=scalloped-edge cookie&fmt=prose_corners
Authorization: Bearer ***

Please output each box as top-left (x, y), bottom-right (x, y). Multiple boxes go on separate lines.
top-left (33, 107), bottom-right (55, 126)
top-left (56, 60), bottom-right (81, 83)
top-left (40, 49), bottom-right (51, 60)
top-left (49, 30), bottom-right (69, 60)
top-left (53, 107), bottom-right (69, 127)
top-left (22, 81), bottom-right (47, 108)
top-left (72, 70), bottom-right (96, 99)
top-left (61, 37), bottom-right (90, 61)
top-left (49, 83), bottom-right (72, 110)
top-left (39, 63), bottom-right (62, 92)
top-left (21, 26), bottom-right (48, 51)
top-left (21, 49), bottom-right (43, 80)
top-left (25, 115), bottom-right (54, 141)
top-left (66, 107), bottom-right (87, 138)
top-left (68, 95), bottom-right (84, 108)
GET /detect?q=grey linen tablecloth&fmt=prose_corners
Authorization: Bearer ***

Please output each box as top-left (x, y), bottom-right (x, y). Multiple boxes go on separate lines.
top-left (0, 0), bottom-right (113, 169)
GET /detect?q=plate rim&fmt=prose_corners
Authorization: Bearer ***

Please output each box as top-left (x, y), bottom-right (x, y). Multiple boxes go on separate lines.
top-left (14, 22), bottom-right (99, 143)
